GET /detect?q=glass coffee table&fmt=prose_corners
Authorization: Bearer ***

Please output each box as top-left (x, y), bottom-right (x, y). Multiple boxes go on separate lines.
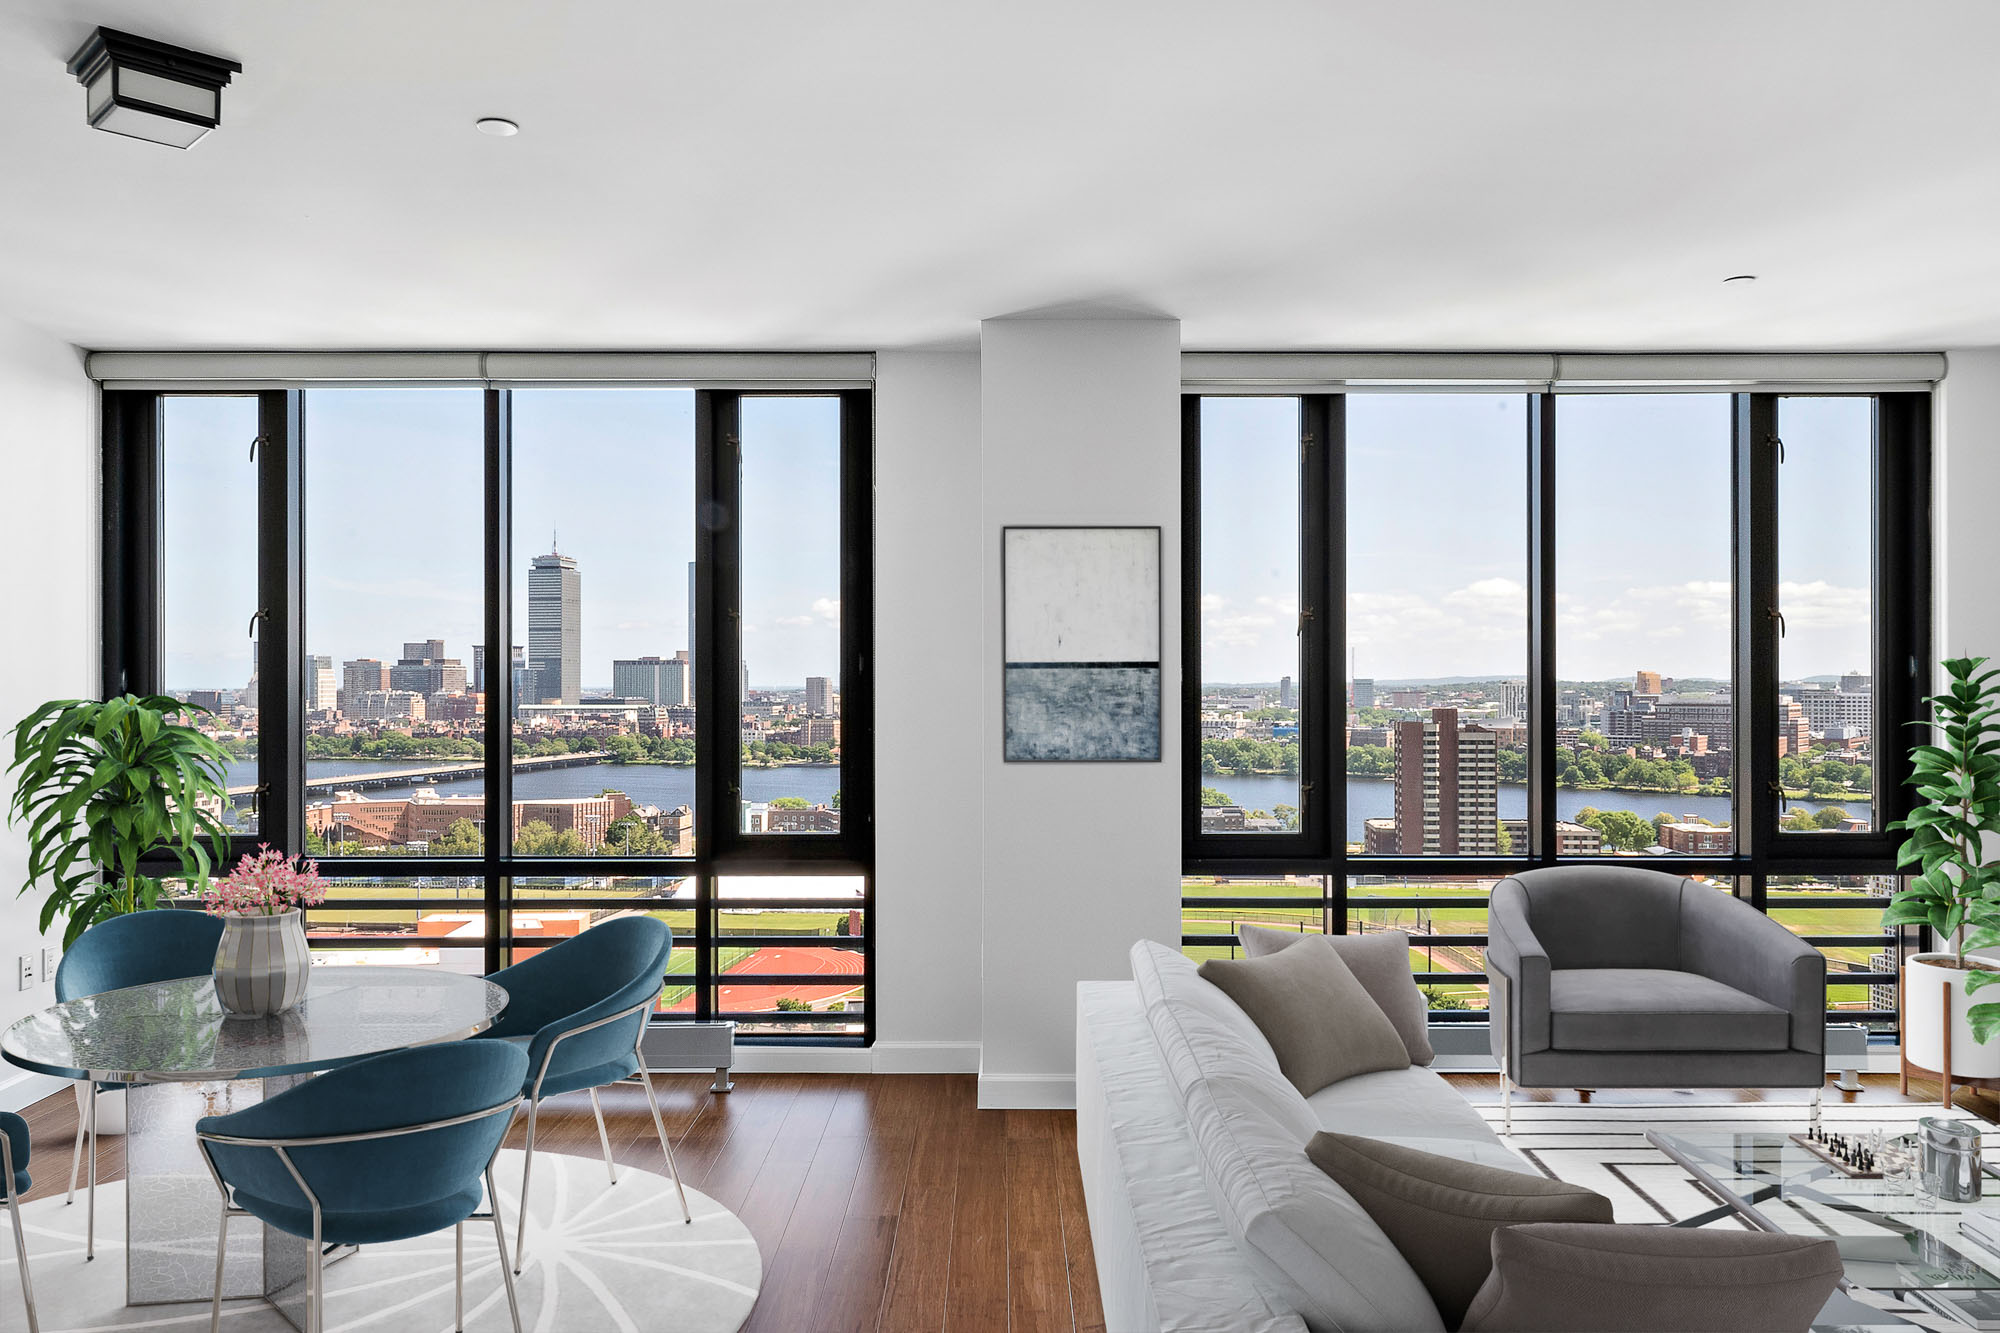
top-left (1651, 1128), bottom-right (2000, 1322)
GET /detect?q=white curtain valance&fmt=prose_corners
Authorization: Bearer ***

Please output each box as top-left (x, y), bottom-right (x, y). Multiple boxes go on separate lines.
top-left (84, 351), bottom-right (876, 390)
top-left (1181, 351), bottom-right (1947, 393)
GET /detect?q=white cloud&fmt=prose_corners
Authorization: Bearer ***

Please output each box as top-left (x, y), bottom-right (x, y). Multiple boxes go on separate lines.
top-left (1778, 580), bottom-right (1869, 629)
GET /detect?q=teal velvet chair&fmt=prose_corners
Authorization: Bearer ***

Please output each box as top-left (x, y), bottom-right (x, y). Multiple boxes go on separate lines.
top-left (54, 908), bottom-right (227, 1259)
top-left (1, 1111), bottom-right (38, 1332)
top-left (472, 915), bottom-right (690, 1270)
top-left (196, 1041), bottom-right (528, 1333)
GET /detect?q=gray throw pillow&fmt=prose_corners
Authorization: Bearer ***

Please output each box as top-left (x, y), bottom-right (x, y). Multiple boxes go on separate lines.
top-left (1197, 938), bottom-right (1409, 1095)
top-left (1241, 924), bottom-right (1436, 1065)
top-left (1305, 1132), bottom-right (1612, 1328)
top-left (1460, 1222), bottom-right (1843, 1332)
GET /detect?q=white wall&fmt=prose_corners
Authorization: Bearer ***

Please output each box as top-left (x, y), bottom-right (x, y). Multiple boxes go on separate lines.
top-left (977, 318), bottom-right (1183, 1108)
top-left (0, 312), bottom-right (95, 1111)
top-left (1936, 349), bottom-right (2000, 661)
top-left (871, 351), bottom-right (986, 1071)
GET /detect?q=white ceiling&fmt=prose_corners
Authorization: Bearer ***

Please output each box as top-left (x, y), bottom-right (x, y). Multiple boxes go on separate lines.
top-left (3, 1), bottom-right (1998, 353)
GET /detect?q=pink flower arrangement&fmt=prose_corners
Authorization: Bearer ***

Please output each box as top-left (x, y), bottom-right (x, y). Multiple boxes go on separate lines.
top-left (203, 844), bottom-right (328, 916)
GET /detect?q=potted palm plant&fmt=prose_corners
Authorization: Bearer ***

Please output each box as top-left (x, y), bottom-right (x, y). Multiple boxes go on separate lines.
top-left (1887, 657), bottom-right (2000, 1079)
top-left (8, 694), bottom-right (234, 947)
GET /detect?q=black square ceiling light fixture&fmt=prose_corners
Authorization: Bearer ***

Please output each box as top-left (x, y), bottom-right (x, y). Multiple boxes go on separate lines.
top-left (67, 27), bottom-right (241, 149)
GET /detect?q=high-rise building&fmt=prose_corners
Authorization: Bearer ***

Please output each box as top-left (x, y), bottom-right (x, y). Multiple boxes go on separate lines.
top-left (805, 675), bottom-right (833, 715)
top-left (341, 658), bottom-right (389, 711)
top-left (1798, 687), bottom-right (1871, 734)
top-left (528, 546), bottom-right (581, 704)
top-left (306, 655), bottom-right (335, 711)
top-left (390, 644), bottom-right (468, 699)
top-left (1635, 669), bottom-right (1664, 696)
top-left (1388, 708), bottom-right (1499, 855)
top-left (1778, 695), bottom-right (1812, 756)
top-left (1352, 678), bottom-right (1376, 708)
top-left (614, 654), bottom-right (691, 706)
top-left (1278, 676), bottom-right (1295, 709)
top-left (1841, 672), bottom-right (1872, 695)
top-left (1500, 680), bottom-right (1528, 720)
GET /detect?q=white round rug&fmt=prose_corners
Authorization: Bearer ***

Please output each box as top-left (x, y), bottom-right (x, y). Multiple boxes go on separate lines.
top-left (0, 1149), bottom-right (762, 1331)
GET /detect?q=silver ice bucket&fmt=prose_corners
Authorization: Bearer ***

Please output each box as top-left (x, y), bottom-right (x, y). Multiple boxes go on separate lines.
top-left (1921, 1116), bottom-right (1983, 1202)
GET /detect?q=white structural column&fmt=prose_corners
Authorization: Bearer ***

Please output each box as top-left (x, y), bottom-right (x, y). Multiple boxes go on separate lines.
top-left (977, 317), bottom-right (1183, 1108)
top-left (1935, 351), bottom-right (2000, 662)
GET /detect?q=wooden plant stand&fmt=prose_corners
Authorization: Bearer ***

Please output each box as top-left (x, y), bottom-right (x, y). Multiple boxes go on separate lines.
top-left (1898, 968), bottom-right (2000, 1108)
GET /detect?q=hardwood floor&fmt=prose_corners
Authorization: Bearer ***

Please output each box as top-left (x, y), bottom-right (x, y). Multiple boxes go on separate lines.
top-left (14, 1073), bottom-right (1107, 1333)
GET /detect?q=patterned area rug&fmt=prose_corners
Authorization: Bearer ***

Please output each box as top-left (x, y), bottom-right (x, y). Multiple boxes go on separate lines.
top-left (0, 1149), bottom-right (762, 1331)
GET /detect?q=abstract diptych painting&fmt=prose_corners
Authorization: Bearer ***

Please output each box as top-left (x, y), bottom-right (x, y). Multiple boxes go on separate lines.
top-left (1002, 526), bottom-right (1161, 761)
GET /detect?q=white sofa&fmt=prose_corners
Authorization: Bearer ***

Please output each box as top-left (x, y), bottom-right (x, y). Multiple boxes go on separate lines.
top-left (1077, 941), bottom-right (1541, 1333)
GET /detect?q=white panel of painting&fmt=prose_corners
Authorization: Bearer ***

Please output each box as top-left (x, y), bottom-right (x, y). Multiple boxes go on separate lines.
top-left (1002, 527), bottom-right (1160, 663)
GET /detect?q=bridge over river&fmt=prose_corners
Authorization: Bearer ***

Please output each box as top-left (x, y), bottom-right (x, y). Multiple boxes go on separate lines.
top-left (228, 750), bottom-right (610, 799)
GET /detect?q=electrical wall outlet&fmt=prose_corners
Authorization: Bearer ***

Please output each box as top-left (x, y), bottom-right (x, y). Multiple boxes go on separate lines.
top-left (16, 955), bottom-right (32, 991)
top-left (41, 947), bottom-right (57, 984)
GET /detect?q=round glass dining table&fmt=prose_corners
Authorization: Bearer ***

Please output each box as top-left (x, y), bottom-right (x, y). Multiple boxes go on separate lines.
top-left (0, 966), bottom-right (507, 1329)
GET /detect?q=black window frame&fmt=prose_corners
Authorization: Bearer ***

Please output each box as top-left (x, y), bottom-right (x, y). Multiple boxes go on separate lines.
top-left (104, 384), bottom-right (876, 1046)
top-left (1182, 389), bottom-right (1932, 1034)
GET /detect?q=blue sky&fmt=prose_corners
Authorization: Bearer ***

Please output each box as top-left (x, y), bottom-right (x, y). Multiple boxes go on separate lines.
top-left (1201, 392), bottom-right (1873, 685)
top-left (162, 390), bottom-right (844, 692)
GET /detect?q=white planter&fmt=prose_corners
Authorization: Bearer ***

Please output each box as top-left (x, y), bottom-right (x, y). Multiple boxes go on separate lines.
top-left (212, 909), bottom-right (311, 1016)
top-left (1904, 953), bottom-right (2000, 1080)
top-left (72, 1083), bottom-right (125, 1135)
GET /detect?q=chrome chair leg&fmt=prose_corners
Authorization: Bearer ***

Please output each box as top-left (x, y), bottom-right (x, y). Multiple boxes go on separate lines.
top-left (454, 1221), bottom-right (464, 1331)
top-left (207, 1200), bottom-right (230, 1333)
top-left (588, 1087), bottom-right (618, 1185)
top-left (85, 1081), bottom-right (98, 1261)
top-left (634, 1044), bottom-right (691, 1224)
top-left (3, 1135), bottom-right (38, 1333)
top-left (66, 1087), bottom-right (86, 1205)
top-left (486, 1168), bottom-right (524, 1333)
top-left (513, 1099), bottom-right (539, 1273)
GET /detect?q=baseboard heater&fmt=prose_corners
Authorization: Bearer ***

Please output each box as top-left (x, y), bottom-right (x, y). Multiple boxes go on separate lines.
top-left (640, 1021), bottom-right (736, 1093)
top-left (1431, 1022), bottom-right (1871, 1087)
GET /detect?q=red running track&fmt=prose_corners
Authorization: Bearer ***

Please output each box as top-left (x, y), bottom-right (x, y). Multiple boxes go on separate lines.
top-left (662, 944), bottom-right (864, 1013)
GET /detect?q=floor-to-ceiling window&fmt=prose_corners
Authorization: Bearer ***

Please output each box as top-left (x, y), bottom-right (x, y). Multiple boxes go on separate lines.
top-left (106, 375), bottom-right (874, 1044)
top-left (1182, 384), bottom-right (1929, 1038)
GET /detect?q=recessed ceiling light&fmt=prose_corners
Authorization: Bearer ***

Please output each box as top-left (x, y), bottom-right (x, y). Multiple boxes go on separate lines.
top-left (475, 117), bottom-right (519, 137)
top-left (1723, 274), bottom-right (1757, 284)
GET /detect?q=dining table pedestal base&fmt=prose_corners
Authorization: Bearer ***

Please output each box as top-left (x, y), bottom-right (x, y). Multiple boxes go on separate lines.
top-left (127, 1078), bottom-right (313, 1330)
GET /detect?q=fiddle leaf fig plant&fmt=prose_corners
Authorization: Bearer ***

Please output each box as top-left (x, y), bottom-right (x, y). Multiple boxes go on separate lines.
top-left (1885, 656), bottom-right (2000, 1041)
top-left (8, 694), bottom-right (234, 948)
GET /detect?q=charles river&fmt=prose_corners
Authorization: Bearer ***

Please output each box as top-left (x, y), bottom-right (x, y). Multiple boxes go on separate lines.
top-left (231, 760), bottom-right (1856, 838)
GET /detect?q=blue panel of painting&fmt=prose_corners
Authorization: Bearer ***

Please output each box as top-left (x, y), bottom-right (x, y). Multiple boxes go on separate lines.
top-left (1004, 665), bottom-right (1160, 762)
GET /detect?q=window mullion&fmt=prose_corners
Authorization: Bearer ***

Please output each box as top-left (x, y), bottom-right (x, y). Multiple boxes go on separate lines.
top-left (482, 387), bottom-right (512, 974)
top-left (258, 389), bottom-right (305, 861)
top-left (1528, 393), bottom-right (1557, 864)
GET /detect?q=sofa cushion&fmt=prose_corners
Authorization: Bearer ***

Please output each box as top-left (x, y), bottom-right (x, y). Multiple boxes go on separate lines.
top-left (1240, 925), bottom-right (1436, 1066)
top-left (1549, 969), bottom-right (1790, 1052)
top-left (1460, 1222), bottom-right (1844, 1332)
top-left (1306, 1132), bottom-right (1613, 1329)
top-left (1200, 939), bottom-right (1411, 1096)
top-left (1132, 941), bottom-right (1446, 1333)
top-left (1305, 1066), bottom-right (1500, 1145)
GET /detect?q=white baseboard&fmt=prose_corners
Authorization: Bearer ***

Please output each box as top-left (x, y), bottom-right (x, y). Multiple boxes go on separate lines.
top-left (978, 1072), bottom-right (1076, 1109)
top-left (727, 1040), bottom-right (982, 1076)
top-left (871, 1040), bottom-right (982, 1074)
top-left (0, 1068), bottom-right (68, 1114)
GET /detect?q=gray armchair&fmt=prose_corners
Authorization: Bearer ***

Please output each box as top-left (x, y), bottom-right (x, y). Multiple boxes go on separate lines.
top-left (1484, 866), bottom-right (1825, 1130)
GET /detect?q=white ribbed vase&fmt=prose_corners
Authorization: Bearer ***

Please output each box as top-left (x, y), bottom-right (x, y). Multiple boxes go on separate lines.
top-left (212, 909), bottom-right (311, 1016)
